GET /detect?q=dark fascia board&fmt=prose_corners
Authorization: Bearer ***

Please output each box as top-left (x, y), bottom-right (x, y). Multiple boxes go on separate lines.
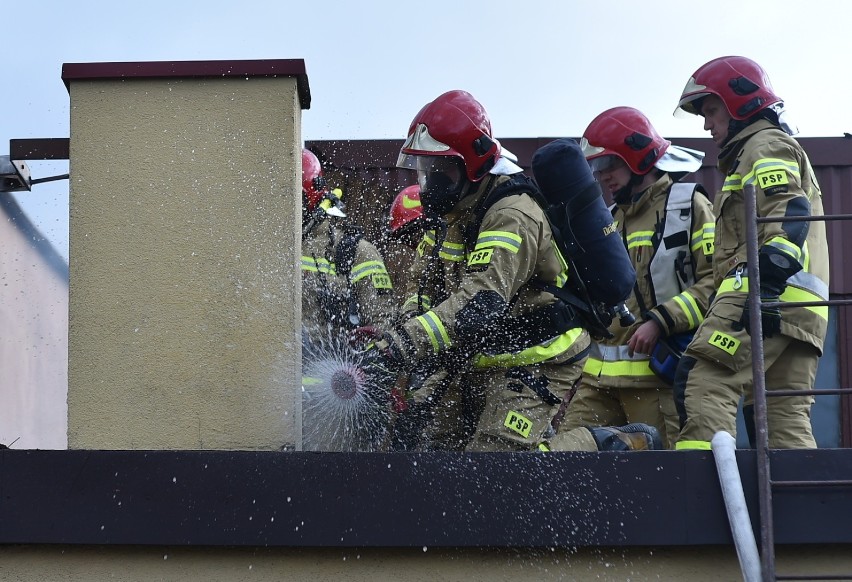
top-left (61, 59), bottom-right (311, 110)
top-left (306, 136), bottom-right (852, 171)
top-left (1, 449), bottom-right (850, 547)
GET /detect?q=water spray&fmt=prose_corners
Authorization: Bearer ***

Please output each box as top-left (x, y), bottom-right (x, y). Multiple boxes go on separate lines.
top-left (301, 329), bottom-right (393, 452)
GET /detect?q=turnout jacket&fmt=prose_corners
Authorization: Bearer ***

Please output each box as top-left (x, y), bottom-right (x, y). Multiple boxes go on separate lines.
top-left (301, 219), bottom-right (394, 341)
top-left (713, 119), bottom-right (829, 352)
top-left (399, 174), bottom-right (590, 368)
top-left (583, 174), bottom-right (716, 387)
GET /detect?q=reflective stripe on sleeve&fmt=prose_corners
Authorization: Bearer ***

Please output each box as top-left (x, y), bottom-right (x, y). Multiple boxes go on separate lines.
top-left (717, 274), bottom-right (828, 320)
top-left (672, 291), bottom-right (704, 328)
top-left (475, 230), bottom-right (522, 254)
top-left (415, 310), bottom-right (452, 353)
top-left (473, 327), bottom-right (585, 368)
top-left (301, 256), bottom-right (336, 275)
top-left (350, 260), bottom-right (391, 284)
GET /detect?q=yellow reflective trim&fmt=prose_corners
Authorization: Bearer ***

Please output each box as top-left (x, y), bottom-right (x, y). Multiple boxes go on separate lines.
top-left (300, 256), bottom-right (336, 275)
top-left (538, 443), bottom-right (551, 452)
top-left (673, 293), bottom-right (703, 327)
top-left (675, 440), bottom-right (712, 450)
top-left (473, 327), bottom-right (585, 368)
top-left (627, 230), bottom-right (653, 249)
top-left (722, 174), bottom-right (742, 191)
top-left (476, 230), bottom-right (523, 253)
top-left (722, 159), bottom-right (802, 192)
top-left (802, 241), bottom-right (810, 272)
top-left (403, 294), bottom-right (430, 312)
top-left (504, 410), bottom-right (533, 438)
top-left (627, 230), bottom-right (654, 241)
top-left (551, 241), bottom-right (570, 289)
top-left (302, 376), bottom-right (322, 386)
top-left (420, 232), bottom-right (466, 261)
top-left (717, 277), bottom-right (828, 320)
top-left (582, 357), bottom-right (655, 377)
top-left (766, 236), bottom-right (802, 262)
top-left (350, 260), bottom-right (389, 283)
top-left (692, 223), bottom-right (715, 254)
top-left (415, 311), bottom-right (452, 353)
top-left (627, 241), bottom-right (653, 249)
top-left (752, 157), bottom-right (800, 176)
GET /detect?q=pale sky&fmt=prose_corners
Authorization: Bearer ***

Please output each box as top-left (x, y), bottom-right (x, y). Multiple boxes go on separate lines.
top-left (3, 0), bottom-right (851, 262)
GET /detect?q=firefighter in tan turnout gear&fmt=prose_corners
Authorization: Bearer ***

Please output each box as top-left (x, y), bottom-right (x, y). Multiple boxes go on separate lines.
top-left (673, 56), bottom-right (829, 449)
top-left (364, 89), bottom-right (663, 452)
top-left (300, 148), bottom-right (395, 345)
top-left (560, 107), bottom-right (716, 449)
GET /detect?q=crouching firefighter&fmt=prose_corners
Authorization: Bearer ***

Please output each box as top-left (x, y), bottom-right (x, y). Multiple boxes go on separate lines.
top-left (364, 90), bottom-right (663, 452)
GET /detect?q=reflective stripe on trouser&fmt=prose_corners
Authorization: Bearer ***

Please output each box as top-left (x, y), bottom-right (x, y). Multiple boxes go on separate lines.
top-left (465, 358), bottom-right (585, 452)
top-left (675, 316), bottom-right (818, 450)
top-left (561, 374), bottom-right (680, 449)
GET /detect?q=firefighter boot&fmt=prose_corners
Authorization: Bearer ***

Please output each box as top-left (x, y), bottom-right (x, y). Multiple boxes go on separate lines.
top-left (588, 423), bottom-right (663, 451)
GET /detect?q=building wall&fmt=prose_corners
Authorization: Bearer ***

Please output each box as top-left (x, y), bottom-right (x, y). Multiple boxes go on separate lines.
top-left (67, 75), bottom-right (302, 450)
top-left (1, 545), bottom-right (850, 581)
top-left (0, 196), bottom-right (68, 449)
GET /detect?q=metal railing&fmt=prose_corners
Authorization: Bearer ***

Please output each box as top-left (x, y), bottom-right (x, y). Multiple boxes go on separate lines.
top-left (744, 184), bottom-right (852, 581)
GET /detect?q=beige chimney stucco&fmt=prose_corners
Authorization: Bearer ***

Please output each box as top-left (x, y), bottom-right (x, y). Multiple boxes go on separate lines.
top-left (67, 75), bottom-right (302, 450)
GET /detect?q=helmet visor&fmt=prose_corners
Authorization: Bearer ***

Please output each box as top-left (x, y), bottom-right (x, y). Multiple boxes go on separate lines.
top-left (587, 154), bottom-right (623, 174)
top-left (674, 77), bottom-right (709, 117)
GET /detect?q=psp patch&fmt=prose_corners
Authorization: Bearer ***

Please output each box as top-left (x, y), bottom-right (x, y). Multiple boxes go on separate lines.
top-left (708, 330), bottom-right (740, 355)
top-left (504, 410), bottom-right (533, 438)
top-left (757, 169), bottom-right (789, 195)
top-left (371, 273), bottom-right (392, 290)
top-left (467, 248), bottom-right (494, 267)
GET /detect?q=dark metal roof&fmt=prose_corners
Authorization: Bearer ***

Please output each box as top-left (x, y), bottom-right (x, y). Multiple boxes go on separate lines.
top-left (61, 59), bottom-right (312, 109)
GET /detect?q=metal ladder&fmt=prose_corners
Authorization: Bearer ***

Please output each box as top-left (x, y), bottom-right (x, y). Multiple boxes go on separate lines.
top-left (744, 183), bottom-right (852, 581)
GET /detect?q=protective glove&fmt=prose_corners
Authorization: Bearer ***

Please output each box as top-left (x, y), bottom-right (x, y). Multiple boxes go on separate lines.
top-left (733, 248), bottom-right (801, 338)
top-left (355, 326), bottom-right (415, 389)
top-left (735, 294), bottom-right (782, 338)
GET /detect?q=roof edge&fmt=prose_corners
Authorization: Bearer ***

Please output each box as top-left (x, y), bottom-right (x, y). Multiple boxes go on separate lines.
top-left (61, 59), bottom-right (311, 109)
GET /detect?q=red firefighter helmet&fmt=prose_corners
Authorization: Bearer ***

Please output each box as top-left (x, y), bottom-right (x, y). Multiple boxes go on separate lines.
top-left (396, 90), bottom-right (500, 183)
top-left (301, 148), bottom-right (329, 211)
top-left (388, 185), bottom-right (424, 236)
top-left (580, 107), bottom-right (671, 175)
top-left (676, 56), bottom-right (782, 120)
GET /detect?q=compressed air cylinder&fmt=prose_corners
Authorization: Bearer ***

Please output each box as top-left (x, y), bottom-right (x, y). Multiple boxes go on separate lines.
top-left (531, 138), bottom-right (636, 309)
